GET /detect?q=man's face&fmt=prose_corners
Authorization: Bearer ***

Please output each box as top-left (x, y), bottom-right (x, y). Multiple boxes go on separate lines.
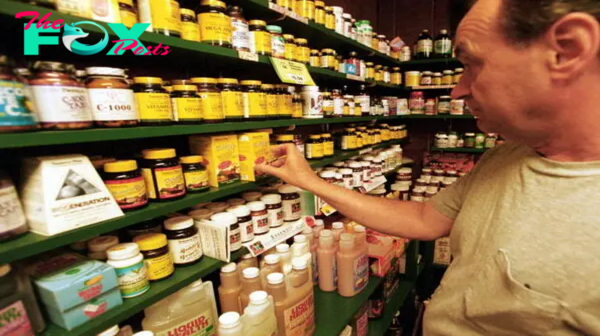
top-left (452, 0), bottom-right (553, 141)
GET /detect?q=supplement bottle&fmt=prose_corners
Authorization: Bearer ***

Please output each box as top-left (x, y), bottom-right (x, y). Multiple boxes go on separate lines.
top-left (118, 0), bottom-right (138, 28)
top-left (265, 272), bottom-right (287, 336)
top-left (357, 85), bottom-right (371, 116)
top-left (276, 84), bottom-right (293, 118)
top-left (317, 230), bottom-right (337, 292)
top-left (321, 90), bottom-right (333, 117)
top-left (278, 185), bottom-right (301, 221)
top-left (291, 235), bottom-right (313, 282)
top-left (321, 49), bottom-right (335, 70)
top-left (416, 29), bottom-right (433, 59)
top-left (219, 312), bottom-right (244, 336)
top-left (133, 233), bottom-right (175, 281)
top-left (138, 0), bottom-right (181, 36)
top-left (247, 201), bottom-right (270, 235)
top-left (275, 244), bottom-right (292, 275)
top-left (132, 77), bottom-right (172, 125)
top-left (305, 134), bottom-right (324, 159)
top-left (242, 291), bottom-right (278, 336)
top-left (337, 233), bottom-right (369, 297)
top-left (310, 49), bottom-right (321, 67)
top-left (180, 8), bottom-right (200, 41)
top-left (0, 264), bottom-right (46, 335)
top-left (325, 6), bottom-right (335, 30)
top-left (434, 29), bottom-right (452, 58)
top-left (0, 171), bottom-right (28, 241)
top-left (180, 155), bottom-right (209, 193)
top-left (285, 258), bottom-right (316, 335)
top-left (219, 78), bottom-right (244, 121)
top-left (88, 235), bottom-right (120, 261)
top-left (240, 267), bottom-right (262, 310)
top-left (262, 84), bottom-right (279, 119)
top-left (211, 212), bottom-right (242, 252)
top-left (218, 263), bottom-right (243, 314)
top-left (260, 254), bottom-right (283, 288)
top-left (198, 0), bottom-right (232, 47)
top-left (238, 253), bottom-right (259, 275)
top-left (85, 67), bottom-right (137, 127)
top-left (283, 34), bottom-right (297, 61)
top-left (227, 205), bottom-right (255, 243)
top-left (106, 243), bottom-right (150, 299)
top-left (314, 0), bottom-right (325, 24)
top-left (295, 38), bottom-right (310, 63)
top-left (301, 86), bottom-right (323, 119)
top-left (321, 133), bottom-right (334, 157)
top-left (290, 88), bottom-right (303, 118)
top-left (141, 148), bottom-right (186, 201)
top-left (228, 6), bottom-right (250, 51)
top-left (192, 77), bottom-right (224, 123)
top-left (0, 56), bottom-right (36, 132)
top-left (302, 227), bottom-right (318, 285)
top-left (331, 221), bottom-right (345, 241)
top-left (170, 85), bottom-right (202, 123)
top-left (295, 0), bottom-right (315, 20)
top-left (353, 225), bottom-right (368, 256)
top-left (267, 25), bottom-right (285, 59)
top-left (103, 160), bottom-right (148, 211)
top-left (249, 20), bottom-right (272, 56)
top-left (164, 216), bottom-right (203, 265)
top-left (241, 80), bottom-right (268, 120)
top-left (313, 219), bottom-right (325, 239)
top-left (261, 194), bottom-right (284, 228)
top-left (341, 128), bottom-right (357, 150)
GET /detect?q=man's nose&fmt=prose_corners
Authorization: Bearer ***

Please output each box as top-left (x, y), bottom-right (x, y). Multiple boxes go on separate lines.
top-left (451, 78), bottom-right (470, 100)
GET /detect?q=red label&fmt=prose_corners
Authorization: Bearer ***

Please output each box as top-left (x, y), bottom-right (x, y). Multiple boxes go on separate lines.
top-left (0, 301), bottom-right (34, 336)
top-left (218, 160), bottom-right (232, 169)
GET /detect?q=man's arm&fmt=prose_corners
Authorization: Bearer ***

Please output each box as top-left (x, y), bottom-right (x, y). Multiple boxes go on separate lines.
top-left (256, 144), bottom-right (454, 240)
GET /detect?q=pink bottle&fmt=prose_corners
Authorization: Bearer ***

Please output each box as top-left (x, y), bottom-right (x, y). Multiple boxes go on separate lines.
top-left (317, 230), bottom-right (337, 292)
top-left (337, 233), bottom-right (369, 297)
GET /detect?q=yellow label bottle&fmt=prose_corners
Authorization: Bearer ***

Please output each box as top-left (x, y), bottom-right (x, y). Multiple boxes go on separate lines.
top-left (141, 0), bottom-right (181, 36)
top-left (198, 0), bottom-right (232, 47)
top-left (199, 92), bottom-right (224, 122)
top-left (263, 85), bottom-right (279, 119)
top-left (171, 85), bottom-right (202, 122)
top-left (119, 0), bottom-right (138, 28)
top-left (181, 9), bottom-right (201, 41)
top-left (222, 91), bottom-right (244, 120)
top-left (136, 92), bottom-right (173, 123)
top-left (249, 20), bottom-right (272, 55)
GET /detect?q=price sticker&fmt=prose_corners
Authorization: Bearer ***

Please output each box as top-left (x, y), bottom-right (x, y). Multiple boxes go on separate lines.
top-left (346, 74), bottom-right (364, 82)
top-left (238, 51), bottom-right (259, 62)
top-left (288, 11), bottom-right (309, 24)
top-left (270, 57), bottom-right (315, 85)
top-left (268, 2), bottom-right (287, 14)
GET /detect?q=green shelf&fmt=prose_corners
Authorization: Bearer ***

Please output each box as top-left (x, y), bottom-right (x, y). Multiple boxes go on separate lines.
top-left (402, 114), bottom-right (475, 119)
top-left (400, 58), bottom-right (462, 66)
top-left (40, 248), bottom-right (248, 336)
top-left (430, 147), bottom-right (487, 154)
top-left (367, 281), bottom-right (414, 336)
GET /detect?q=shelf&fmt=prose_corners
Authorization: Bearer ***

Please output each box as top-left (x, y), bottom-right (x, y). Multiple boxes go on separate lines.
top-left (409, 85), bottom-right (456, 90)
top-left (40, 248), bottom-right (248, 336)
top-left (400, 58), bottom-right (462, 66)
top-left (430, 147), bottom-right (487, 154)
top-left (367, 281), bottom-right (414, 336)
top-left (401, 114), bottom-right (474, 119)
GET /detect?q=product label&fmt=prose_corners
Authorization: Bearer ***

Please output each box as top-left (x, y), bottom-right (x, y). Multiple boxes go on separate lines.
top-left (249, 31), bottom-right (272, 54)
top-left (301, 92), bottom-right (322, 117)
top-left (357, 95), bottom-right (370, 114)
top-left (252, 212), bottom-right (269, 234)
top-left (230, 227), bottom-right (242, 251)
top-left (277, 94), bottom-right (293, 117)
top-left (155, 308), bottom-right (216, 336)
top-left (285, 43), bottom-right (296, 61)
top-left (0, 185), bottom-right (27, 234)
top-left (31, 85), bottom-right (91, 122)
top-left (306, 142), bottom-right (323, 159)
top-left (434, 39), bottom-right (452, 55)
top-left (352, 171), bottom-right (362, 188)
top-left (145, 253), bottom-right (175, 281)
top-left (105, 176), bottom-right (148, 209)
top-left (333, 97), bottom-right (344, 116)
top-left (243, 92), bottom-right (267, 118)
top-left (182, 22), bottom-right (201, 41)
top-left (282, 199), bottom-right (301, 221)
top-left (199, 12), bottom-right (232, 43)
top-left (231, 20), bottom-right (250, 50)
top-left (271, 35), bottom-right (286, 57)
top-left (341, 135), bottom-right (357, 150)
top-left (0, 80), bottom-right (36, 127)
top-left (266, 206), bottom-right (284, 228)
top-left (353, 254), bottom-right (369, 292)
top-left (221, 91), bottom-right (244, 118)
top-left (88, 88), bottom-right (137, 121)
top-left (0, 301), bottom-right (34, 336)
top-left (114, 260), bottom-right (150, 298)
top-left (183, 170), bottom-right (209, 192)
top-left (141, 168), bottom-right (157, 199)
top-left (321, 55), bottom-right (334, 68)
top-left (120, 10), bottom-right (138, 28)
top-left (199, 92), bottom-right (224, 121)
top-left (266, 94), bottom-right (278, 117)
top-left (322, 100), bottom-right (334, 116)
top-left (149, 0), bottom-right (181, 33)
top-left (168, 233), bottom-right (203, 264)
top-left (239, 219), bottom-right (254, 242)
top-left (172, 97), bottom-right (203, 121)
top-left (283, 292), bottom-right (315, 336)
top-left (417, 39), bottom-right (433, 53)
top-left (135, 92), bottom-right (172, 122)
top-left (323, 141), bottom-right (334, 156)
top-left (154, 165), bottom-right (186, 199)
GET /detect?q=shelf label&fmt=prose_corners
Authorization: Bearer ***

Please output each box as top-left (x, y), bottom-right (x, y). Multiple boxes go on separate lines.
top-left (358, 175), bottom-right (387, 194)
top-left (270, 58), bottom-right (315, 85)
top-left (268, 2), bottom-right (287, 14)
top-left (238, 51), bottom-right (259, 62)
top-left (243, 218), bottom-right (309, 256)
top-left (346, 74), bottom-right (364, 82)
top-left (287, 11), bottom-right (309, 24)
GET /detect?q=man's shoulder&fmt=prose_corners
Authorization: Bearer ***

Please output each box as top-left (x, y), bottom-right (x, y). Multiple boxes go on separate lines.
top-left (477, 141), bottom-right (530, 165)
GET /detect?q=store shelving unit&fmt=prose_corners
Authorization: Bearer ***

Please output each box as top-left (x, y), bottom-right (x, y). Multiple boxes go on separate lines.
top-left (402, 114), bottom-right (474, 119)
top-left (400, 58), bottom-right (461, 66)
top-left (430, 147), bottom-right (487, 154)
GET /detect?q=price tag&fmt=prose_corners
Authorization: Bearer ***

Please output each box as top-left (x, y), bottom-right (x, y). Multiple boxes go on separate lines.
top-left (288, 11), bottom-right (309, 24)
top-left (346, 74), bottom-right (364, 82)
top-left (320, 202), bottom-right (338, 216)
top-left (361, 175), bottom-right (387, 193)
top-left (268, 2), bottom-right (287, 14)
top-left (270, 57), bottom-right (315, 85)
top-left (238, 51), bottom-right (259, 62)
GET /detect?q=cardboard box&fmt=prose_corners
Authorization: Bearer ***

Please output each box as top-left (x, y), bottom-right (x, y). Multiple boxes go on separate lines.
top-left (45, 288), bottom-right (123, 330)
top-left (237, 132), bottom-right (271, 181)
top-left (366, 230), bottom-right (397, 277)
top-left (20, 154), bottom-right (123, 236)
top-left (189, 135), bottom-right (241, 188)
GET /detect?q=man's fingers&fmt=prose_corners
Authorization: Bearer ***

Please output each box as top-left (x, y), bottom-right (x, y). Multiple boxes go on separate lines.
top-left (270, 144), bottom-right (288, 158)
top-left (269, 157), bottom-right (287, 168)
top-left (255, 163), bottom-right (283, 177)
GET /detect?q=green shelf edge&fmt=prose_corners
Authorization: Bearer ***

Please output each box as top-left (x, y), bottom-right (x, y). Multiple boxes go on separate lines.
top-left (430, 147), bottom-right (487, 154)
top-left (40, 248), bottom-right (248, 336)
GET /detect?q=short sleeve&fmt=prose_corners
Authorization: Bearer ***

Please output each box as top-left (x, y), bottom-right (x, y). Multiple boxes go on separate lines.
top-left (429, 171), bottom-right (472, 220)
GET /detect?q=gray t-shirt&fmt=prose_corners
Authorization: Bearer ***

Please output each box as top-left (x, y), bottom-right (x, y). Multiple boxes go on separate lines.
top-left (425, 142), bottom-right (600, 335)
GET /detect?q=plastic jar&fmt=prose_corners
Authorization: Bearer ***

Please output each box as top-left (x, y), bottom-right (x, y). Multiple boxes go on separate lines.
top-left (140, 0), bottom-right (181, 36)
top-left (88, 236), bottom-right (119, 261)
top-left (295, 0), bottom-right (315, 20)
top-left (432, 72), bottom-right (442, 86)
top-left (321, 49), bottom-right (335, 70)
top-left (198, 0), bottom-right (232, 47)
top-left (325, 6), bottom-right (335, 30)
top-left (442, 70), bottom-right (454, 85)
top-left (450, 99), bottom-right (465, 115)
top-left (192, 77), bottom-right (224, 123)
top-left (164, 216), bottom-right (203, 265)
top-left (365, 62), bottom-right (375, 80)
top-left (420, 71), bottom-right (432, 86)
top-left (132, 77), bottom-right (172, 126)
top-left (360, 161), bottom-right (372, 182)
top-left (321, 91), bottom-right (334, 117)
top-left (337, 168), bottom-right (352, 188)
top-left (295, 38), bottom-right (310, 63)
top-left (133, 233), bottom-right (175, 281)
top-left (103, 160), bottom-right (148, 211)
top-left (484, 134), bottom-right (496, 149)
top-left (292, 90), bottom-right (303, 118)
top-left (267, 25), bottom-right (285, 59)
top-left (180, 8), bottom-right (201, 41)
top-left (218, 78), bottom-right (244, 121)
top-left (453, 68), bottom-right (464, 84)
top-left (171, 85), bottom-right (202, 123)
top-left (391, 67), bottom-right (402, 85)
top-left (227, 205), bottom-right (254, 242)
top-left (85, 67), bottom-right (137, 127)
top-left (348, 162), bottom-right (363, 188)
top-left (260, 194), bottom-right (284, 228)
top-left (278, 185), bottom-right (301, 221)
top-left (180, 155), bottom-right (209, 193)
top-left (305, 134), bottom-right (324, 159)
top-left (249, 20), bottom-right (272, 56)
top-left (342, 95), bottom-right (355, 116)
top-left (310, 50), bottom-right (321, 67)
top-left (228, 6), bottom-right (250, 51)
top-left (464, 133), bottom-right (476, 148)
top-left (0, 171), bottom-right (28, 241)
top-left (30, 61), bottom-right (92, 130)
top-left (141, 148), bottom-right (186, 201)
top-left (437, 96), bottom-right (451, 115)
top-left (371, 158), bottom-right (383, 176)
top-left (301, 86), bottom-right (323, 119)
top-left (409, 91), bottom-right (425, 114)
top-left (342, 13), bottom-right (352, 37)
top-left (106, 243), bottom-right (150, 299)
top-left (475, 133), bottom-right (486, 149)
top-left (276, 84), bottom-right (294, 118)
top-left (118, 0), bottom-right (138, 28)
top-left (314, 1), bottom-right (325, 24)
top-left (247, 201), bottom-right (270, 235)
top-left (262, 84), bottom-right (279, 119)
top-left (0, 57), bottom-right (36, 132)
top-left (341, 128), bottom-right (357, 150)
top-left (371, 32), bottom-right (379, 49)
top-left (241, 80), bottom-right (268, 120)
top-left (321, 133), bottom-right (334, 157)
top-left (283, 34), bottom-right (297, 61)
top-left (374, 65), bottom-right (383, 82)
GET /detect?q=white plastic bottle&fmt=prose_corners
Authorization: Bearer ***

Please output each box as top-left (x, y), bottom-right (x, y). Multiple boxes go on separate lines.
top-left (218, 312), bottom-right (244, 336)
top-left (302, 227), bottom-right (318, 285)
top-left (276, 244), bottom-right (292, 275)
top-left (331, 222), bottom-right (345, 241)
top-left (291, 235), bottom-right (313, 281)
top-left (242, 291), bottom-right (278, 336)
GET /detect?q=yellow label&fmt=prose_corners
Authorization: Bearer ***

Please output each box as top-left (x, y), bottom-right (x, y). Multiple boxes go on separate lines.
top-left (293, 102), bottom-right (303, 118)
top-left (198, 12), bottom-right (232, 43)
top-left (243, 92), bottom-right (267, 118)
top-left (171, 97), bottom-right (202, 121)
top-left (297, 46), bottom-right (310, 63)
top-left (367, 68), bottom-right (375, 79)
top-left (266, 94), bottom-right (278, 117)
top-left (357, 135), bottom-right (363, 148)
top-left (238, 132), bottom-right (271, 181)
top-left (321, 55), bottom-right (334, 68)
top-left (183, 170), bottom-right (209, 191)
top-left (391, 73), bottom-right (402, 85)
top-left (190, 134), bottom-right (240, 187)
top-left (283, 293), bottom-right (315, 336)
top-left (198, 92), bottom-right (224, 121)
top-left (324, 141), bottom-right (334, 156)
top-left (181, 21), bottom-right (201, 41)
top-left (342, 135), bottom-right (357, 150)
top-left (135, 92), bottom-right (172, 122)
top-left (306, 142), bottom-right (324, 159)
top-left (277, 94), bottom-right (293, 117)
top-left (285, 43), bottom-right (296, 61)
top-left (145, 252), bottom-right (175, 280)
top-left (325, 13), bottom-right (335, 29)
top-left (154, 165), bottom-right (186, 199)
top-left (251, 31), bottom-right (272, 54)
top-left (141, 168), bottom-right (157, 199)
top-left (270, 58), bottom-right (316, 85)
top-left (150, 0), bottom-right (181, 33)
top-left (355, 104), bottom-right (362, 116)
top-left (120, 11), bottom-right (138, 28)
top-left (343, 105), bottom-right (350, 116)
top-left (222, 91), bottom-right (244, 119)
top-left (105, 176), bottom-right (147, 210)
top-left (376, 71), bottom-right (383, 82)
top-left (295, 0), bottom-right (314, 19)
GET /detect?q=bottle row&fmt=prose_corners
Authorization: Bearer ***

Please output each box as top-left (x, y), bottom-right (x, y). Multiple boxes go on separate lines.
top-left (433, 132), bottom-right (503, 149)
top-left (408, 93), bottom-right (468, 116)
top-left (404, 68), bottom-right (463, 88)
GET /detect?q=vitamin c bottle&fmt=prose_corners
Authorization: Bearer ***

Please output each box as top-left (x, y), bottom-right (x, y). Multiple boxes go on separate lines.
top-left (86, 67), bottom-right (137, 128)
top-left (198, 0), bottom-right (232, 47)
top-left (276, 84), bottom-right (293, 118)
top-left (192, 77), bottom-right (224, 123)
top-left (132, 77), bottom-right (172, 126)
top-left (228, 6), bottom-right (250, 51)
top-left (141, 148), bottom-right (186, 201)
top-left (305, 134), bottom-right (323, 159)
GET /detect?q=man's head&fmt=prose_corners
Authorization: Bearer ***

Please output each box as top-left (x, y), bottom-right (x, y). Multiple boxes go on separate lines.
top-left (452, 0), bottom-right (600, 146)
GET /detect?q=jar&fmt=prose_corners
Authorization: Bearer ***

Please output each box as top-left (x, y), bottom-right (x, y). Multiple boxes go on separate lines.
top-left (358, 161), bottom-right (371, 182)
top-left (189, 209), bottom-right (215, 224)
top-left (295, 0), bottom-right (315, 19)
top-left (106, 243), bottom-right (150, 299)
top-left (140, 0), bottom-right (181, 36)
top-left (420, 71), bottom-right (432, 86)
top-left (141, 148), bottom-right (186, 201)
top-left (314, 0), bottom-right (325, 24)
top-left (355, 131), bottom-right (364, 148)
top-left (475, 133), bottom-right (486, 149)
top-left (374, 65), bottom-right (383, 82)
top-left (442, 70), bottom-right (454, 85)
top-left (278, 185), bottom-right (301, 221)
top-left (88, 236), bottom-right (119, 260)
top-left (321, 133), bottom-right (334, 157)
top-left (261, 84), bottom-right (278, 119)
top-left (219, 78), bottom-right (244, 121)
top-left (320, 91), bottom-right (333, 117)
top-left (0, 171), bottom-right (28, 241)
top-left (292, 91), bottom-right (303, 118)
top-left (371, 32), bottom-right (379, 49)
top-left (210, 212), bottom-right (242, 251)
top-left (226, 205), bottom-right (254, 242)
top-left (319, 48), bottom-right (335, 70)
top-left (127, 220), bottom-right (162, 238)
top-left (425, 98), bottom-right (436, 115)
top-left (86, 67), bottom-right (137, 127)
top-left (171, 85), bottom-right (202, 123)
top-left (283, 34), bottom-right (296, 61)
top-left (192, 77), bottom-right (224, 123)
top-left (429, 72), bottom-right (441, 86)
top-left (133, 233), bottom-right (175, 281)
top-left (410, 191), bottom-right (424, 202)
top-left (400, 45), bottom-right (412, 61)
top-left (341, 128), bottom-right (357, 150)
top-left (391, 67), bottom-right (402, 85)
top-left (305, 134), bottom-right (324, 159)
top-left (118, 0), bottom-right (138, 28)
top-left (295, 38), bottom-right (310, 63)
top-left (242, 191), bottom-right (263, 202)
top-left (308, 50), bottom-right (320, 67)
top-left (448, 132), bottom-right (459, 148)
top-left (365, 62), bottom-right (375, 80)
top-left (396, 168), bottom-right (412, 183)
top-left (198, 0), bottom-right (232, 47)
top-left (180, 8), bottom-right (201, 41)
top-left (103, 160), bottom-right (148, 211)
top-left (132, 77), bottom-right (172, 126)
top-left (267, 25), bottom-right (285, 59)
top-left (437, 96), bottom-right (451, 115)
top-left (421, 168), bottom-right (432, 182)
top-left (453, 68), bottom-right (464, 84)
top-left (391, 184), bottom-right (410, 201)
top-left (30, 61), bottom-right (92, 129)
top-left (336, 168), bottom-right (351, 189)
top-left (276, 134), bottom-right (294, 145)
top-left (260, 194), bottom-right (284, 228)
top-left (241, 80), bottom-right (268, 119)
top-left (484, 134), bottom-right (496, 149)
top-left (432, 170), bottom-right (445, 184)
top-left (464, 133), bottom-right (476, 148)
top-left (435, 134), bottom-right (449, 148)
top-left (301, 86), bottom-right (323, 119)
top-left (206, 202), bottom-right (229, 213)
top-left (247, 201), bottom-right (270, 235)
top-left (368, 188), bottom-right (386, 198)
top-left (343, 95), bottom-right (355, 116)
top-left (164, 216), bottom-right (203, 265)
top-left (444, 170), bottom-right (459, 184)
top-left (348, 162), bottom-right (363, 188)
top-left (325, 6), bottom-right (335, 29)
top-left (0, 57), bottom-right (36, 132)
top-left (249, 20), bottom-right (272, 55)
top-left (228, 6), bottom-right (250, 51)
top-left (426, 182), bottom-right (439, 194)
top-left (180, 155), bottom-right (209, 193)
top-left (404, 71), bottom-right (420, 88)
top-left (409, 91), bottom-right (425, 114)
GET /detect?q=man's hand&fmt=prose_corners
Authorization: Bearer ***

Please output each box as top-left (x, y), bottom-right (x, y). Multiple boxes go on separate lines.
top-left (255, 144), bottom-right (320, 190)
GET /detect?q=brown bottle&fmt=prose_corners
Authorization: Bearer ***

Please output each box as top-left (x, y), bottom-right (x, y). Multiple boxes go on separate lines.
top-left (240, 267), bottom-right (262, 311)
top-left (281, 258), bottom-right (316, 336)
top-left (260, 254), bottom-right (283, 288)
top-left (265, 272), bottom-right (288, 336)
top-left (218, 262), bottom-right (243, 314)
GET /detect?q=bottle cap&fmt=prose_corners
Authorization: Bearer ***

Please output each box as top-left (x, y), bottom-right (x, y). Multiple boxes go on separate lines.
top-left (314, 219), bottom-right (324, 227)
top-left (267, 272), bottom-right (284, 285)
top-left (219, 312), bottom-right (241, 327)
top-left (276, 244), bottom-right (289, 253)
top-left (227, 198), bottom-right (245, 206)
top-left (260, 194), bottom-right (282, 204)
top-left (133, 233), bottom-right (168, 251)
top-left (227, 205), bottom-right (251, 217)
top-left (164, 216), bottom-right (194, 231)
top-left (354, 225), bottom-right (366, 233)
top-left (264, 254), bottom-right (281, 265)
top-left (210, 212), bottom-right (238, 226)
top-left (106, 243), bottom-right (140, 260)
top-left (294, 235), bottom-right (306, 243)
top-left (221, 262), bottom-right (237, 273)
top-left (188, 208), bottom-right (215, 220)
top-left (319, 171), bottom-right (336, 179)
top-left (292, 257), bottom-right (307, 270)
top-left (249, 290), bottom-right (269, 304)
top-left (88, 236), bottom-right (119, 252)
top-left (242, 267), bottom-right (260, 279)
top-left (320, 229), bottom-right (333, 238)
top-left (302, 227), bottom-right (313, 235)
top-left (332, 222), bottom-right (344, 230)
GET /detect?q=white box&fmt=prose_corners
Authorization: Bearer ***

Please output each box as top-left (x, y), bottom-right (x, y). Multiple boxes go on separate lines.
top-left (20, 154), bottom-right (124, 236)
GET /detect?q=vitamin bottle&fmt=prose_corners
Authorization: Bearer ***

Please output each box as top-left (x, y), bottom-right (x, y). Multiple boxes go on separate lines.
top-left (103, 160), bottom-right (148, 211)
top-left (291, 235), bottom-right (313, 281)
top-left (247, 201), bottom-right (270, 235)
top-left (261, 194), bottom-right (284, 228)
top-left (180, 8), bottom-right (200, 41)
top-left (291, 88), bottom-right (304, 118)
top-left (106, 243), bottom-right (150, 299)
top-left (321, 133), bottom-right (334, 157)
top-left (164, 216), bottom-right (203, 265)
top-left (317, 230), bottom-right (337, 292)
top-left (305, 134), bottom-right (324, 159)
top-left (337, 233), bottom-right (369, 297)
top-left (267, 25), bottom-right (285, 59)
top-left (331, 221), bottom-right (345, 241)
top-left (249, 20), bottom-right (272, 56)
top-left (314, 1), bottom-right (325, 24)
top-left (0, 57), bottom-right (36, 132)
top-left (133, 233), bottom-right (175, 281)
top-left (324, 6), bottom-right (335, 30)
top-left (434, 29), bottom-right (452, 58)
top-left (260, 254), bottom-right (283, 287)
top-left (416, 29), bottom-right (433, 59)
top-left (341, 128), bottom-right (357, 150)
top-left (198, 0), bottom-right (232, 47)
top-left (276, 84), bottom-right (293, 118)
top-left (228, 6), bottom-right (250, 51)
top-left (219, 78), bottom-right (244, 121)
top-left (391, 67), bottom-right (402, 85)
top-left (118, 0), bottom-right (138, 28)
top-left (240, 267), bottom-right (262, 310)
top-left (285, 258), bottom-right (316, 335)
top-left (322, 90), bottom-right (333, 117)
top-left (303, 227), bottom-right (318, 285)
top-left (141, 148), bottom-right (186, 201)
top-left (218, 263), bottom-right (243, 314)
top-left (242, 290), bottom-right (278, 336)
top-left (295, 38), bottom-right (310, 63)
top-left (353, 224), bottom-right (368, 256)
top-left (218, 312), bottom-right (244, 336)
top-left (211, 212), bottom-right (242, 252)
top-left (262, 84), bottom-right (279, 119)
top-left (227, 205), bottom-right (255, 243)
top-left (85, 67), bottom-right (137, 127)
top-left (180, 155), bottom-right (209, 193)
top-left (238, 253), bottom-right (259, 276)
top-left (295, 0), bottom-right (315, 20)
top-left (275, 244), bottom-right (292, 275)
top-left (192, 77), bottom-right (224, 123)
top-left (265, 272), bottom-right (287, 336)
top-left (138, 0), bottom-right (181, 36)
top-left (132, 77), bottom-right (172, 126)
top-left (170, 85), bottom-right (202, 123)
top-left (283, 34), bottom-right (296, 61)
top-left (241, 80), bottom-right (268, 120)
top-left (278, 185), bottom-right (302, 221)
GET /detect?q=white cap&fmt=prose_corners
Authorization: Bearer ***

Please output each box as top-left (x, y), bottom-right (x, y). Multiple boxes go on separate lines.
top-left (276, 244), bottom-right (289, 253)
top-left (267, 272), bottom-right (284, 285)
top-left (292, 257), bottom-right (307, 270)
top-left (210, 212), bottom-right (238, 226)
top-left (264, 254), bottom-right (281, 265)
top-left (354, 225), bottom-right (366, 233)
top-left (332, 222), bottom-right (344, 230)
top-left (294, 235), bottom-right (306, 243)
top-left (349, 162), bottom-right (362, 168)
top-left (249, 290), bottom-right (269, 304)
top-left (361, 161), bottom-right (370, 167)
top-left (332, 162), bottom-right (345, 167)
top-left (221, 262), bottom-right (237, 273)
top-left (314, 219), bottom-right (324, 228)
top-left (340, 233), bottom-right (355, 242)
top-left (132, 332), bottom-right (154, 336)
top-left (339, 168), bottom-right (353, 175)
top-left (278, 185), bottom-right (299, 194)
top-left (85, 67), bottom-right (125, 76)
top-left (164, 216), bottom-right (194, 230)
top-left (319, 171), bottom-right (336, 179)
top-left (242, 253), bottom-right (254, 260)
top-left (227, 205), bottom-right (251, 217)
top-left (242, 267), bottom-right (260, 279)
top-left (320, 229), bottom-right (333, 238)
top-left (88, 236), bottom-right (119, 252)
top-left (106, 243), bottom-right (139, 260)
top-left (260, 194), bottom-right (282, 204)
top-left (247, 201), bottom-right (266, 211)
top-left (219, 312), bottom-right (241, 327)
top-left (96, 325), bottom-right (120, 336)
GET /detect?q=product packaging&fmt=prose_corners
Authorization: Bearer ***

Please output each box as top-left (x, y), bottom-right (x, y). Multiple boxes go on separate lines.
top-left (189, 135), bottom-right (241, 188)
top-left (365, 229), bottom-right (400, 277)
top-left (237, 132), bottom-right (271, 182)
top-left (45, 288), bottom-right (122, 330)
top-left (56, 0), bottom-right (121, 23)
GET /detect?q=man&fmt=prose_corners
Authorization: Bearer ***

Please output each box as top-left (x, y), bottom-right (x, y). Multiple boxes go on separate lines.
top-left (257, 0), bottom-right (600, 334)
